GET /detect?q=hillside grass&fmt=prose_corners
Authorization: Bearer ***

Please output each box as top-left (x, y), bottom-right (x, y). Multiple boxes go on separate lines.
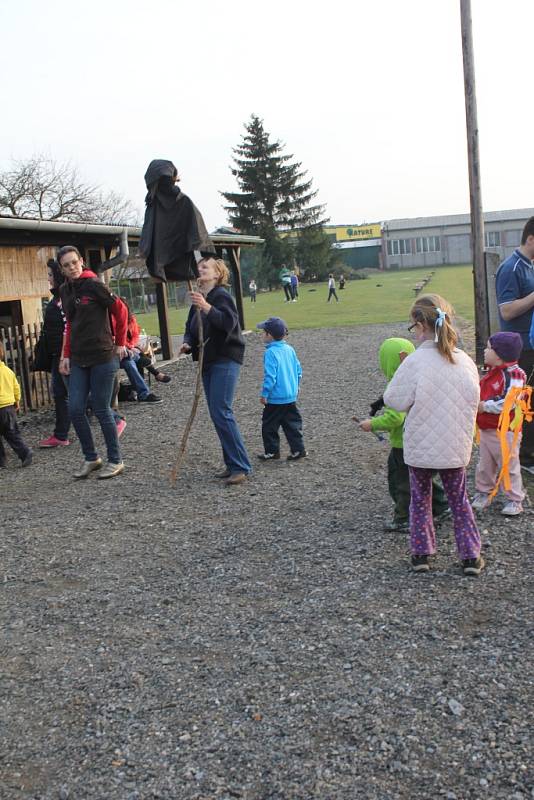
top-left (136, 265), bottom-right (475, 335)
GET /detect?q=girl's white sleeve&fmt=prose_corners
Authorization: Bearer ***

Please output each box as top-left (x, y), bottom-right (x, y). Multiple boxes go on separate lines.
top-left (383, 360), bottom-right (417, 412)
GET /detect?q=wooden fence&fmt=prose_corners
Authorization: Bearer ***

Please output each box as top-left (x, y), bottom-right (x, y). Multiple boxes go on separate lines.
top-left (0, 324), bottom-right (52, 413)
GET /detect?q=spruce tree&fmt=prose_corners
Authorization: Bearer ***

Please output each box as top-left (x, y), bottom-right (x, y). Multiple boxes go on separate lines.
top-left (222, 115), bottom-right (329, 286)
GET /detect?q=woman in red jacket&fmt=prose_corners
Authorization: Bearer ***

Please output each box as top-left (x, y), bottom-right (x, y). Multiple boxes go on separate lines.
top-left (59, 246), bottom-right (128, 479)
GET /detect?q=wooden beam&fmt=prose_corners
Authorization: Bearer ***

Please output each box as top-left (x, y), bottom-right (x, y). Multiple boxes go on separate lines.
top-left (225, 246), bottom-right (245, 330)
top-left (460, 0), bottom-right (487, 363)
top-left (155, 282), bottom-right (174, 360)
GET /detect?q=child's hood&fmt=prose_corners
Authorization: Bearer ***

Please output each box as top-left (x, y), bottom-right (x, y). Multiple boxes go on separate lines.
top-left (379, 337), bottom-right (415, 380)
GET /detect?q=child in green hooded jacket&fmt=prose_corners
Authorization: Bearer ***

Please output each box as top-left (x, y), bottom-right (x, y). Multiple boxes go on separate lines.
top-left (358, 337), bottom-right (449, 531)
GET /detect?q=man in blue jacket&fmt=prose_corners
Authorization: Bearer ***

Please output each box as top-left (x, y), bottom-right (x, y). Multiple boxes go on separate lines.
top-left (256, 317), bottom-right (307, 461)
top-left (495, 216), bottom-right (534, 473)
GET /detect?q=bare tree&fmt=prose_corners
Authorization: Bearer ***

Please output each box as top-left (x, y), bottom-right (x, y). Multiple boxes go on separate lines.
top-left (0, 155), bottom-right (139, 224)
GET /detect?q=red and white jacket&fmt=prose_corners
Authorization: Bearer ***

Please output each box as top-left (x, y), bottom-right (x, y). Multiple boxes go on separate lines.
top-left (477, 362), bottom-right (527, 431)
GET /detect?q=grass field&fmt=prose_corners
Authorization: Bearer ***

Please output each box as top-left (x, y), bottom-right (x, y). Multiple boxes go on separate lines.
top-left (136, 265), bottom-right (475, 335)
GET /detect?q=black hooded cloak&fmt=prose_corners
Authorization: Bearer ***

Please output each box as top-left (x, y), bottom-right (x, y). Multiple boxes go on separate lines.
top-left (139, 159), bottom-right (216, 282)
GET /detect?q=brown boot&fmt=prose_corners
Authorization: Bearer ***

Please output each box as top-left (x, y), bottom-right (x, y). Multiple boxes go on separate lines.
top-left (224, 472), bottom-right (247, 486)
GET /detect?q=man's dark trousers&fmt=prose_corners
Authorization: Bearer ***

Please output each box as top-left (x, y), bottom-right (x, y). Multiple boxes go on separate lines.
top-left (519, 350), bottom-right (534, 465)
top-left (262, 402), bottom-right (304, 455)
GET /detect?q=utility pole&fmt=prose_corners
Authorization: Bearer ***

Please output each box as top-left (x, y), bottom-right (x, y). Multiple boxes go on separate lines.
top-left (460, 0), bottom-right (487, 364)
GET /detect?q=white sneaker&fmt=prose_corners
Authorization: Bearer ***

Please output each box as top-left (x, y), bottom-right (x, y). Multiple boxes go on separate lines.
top-left (471, 492), bottom-right (490, 511)
top-left (97, 461), bottom-right (124, 479)
top-left (73, 458), bottom-right (102, 479)
top-left (501, 500), bottom-right (523, 516)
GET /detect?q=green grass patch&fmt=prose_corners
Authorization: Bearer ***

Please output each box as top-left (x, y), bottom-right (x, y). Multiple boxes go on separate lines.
top-left (136, 265), bottom-right (475, 335)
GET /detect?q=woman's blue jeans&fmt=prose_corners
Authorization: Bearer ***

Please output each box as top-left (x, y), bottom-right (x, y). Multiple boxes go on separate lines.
top-left (69, 357), bottom-right (121, 464)
top-left (202, 359), bottom-right (251, 475)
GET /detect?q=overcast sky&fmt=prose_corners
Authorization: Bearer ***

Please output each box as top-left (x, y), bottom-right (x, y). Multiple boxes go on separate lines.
top-left (1, 0), bottom-right (532, 230)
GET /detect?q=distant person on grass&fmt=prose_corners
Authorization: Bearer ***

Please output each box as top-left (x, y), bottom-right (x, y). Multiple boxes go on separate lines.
top-left (290, 270), bottom-right (299, 301)
top-left (249, 279), bottom-right (257, 303)
top-left (256, 316), bottom-right (307, 462)
top-left (358, 337), bottom-right (450, 532)
top-left (280, 265), bottom-right (292, 302)
top-left (495, 216), bottom-right (534, 474)
top-left (327, 274), bottom-right (339, 303)
top-left (384, 294), bottom-right (483, 576)
top-left (0, 341), bottom-right (32, 469)
top-left (338, 274), bottom-right (346, 290)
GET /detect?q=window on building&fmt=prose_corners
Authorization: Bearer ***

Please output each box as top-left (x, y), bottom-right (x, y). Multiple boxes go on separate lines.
top-left (387, 239), bottom-right (411, 256)
top-left (485, 231), bottom-right (501, 248)
top-left (416, 236), bottom-right (440, 253)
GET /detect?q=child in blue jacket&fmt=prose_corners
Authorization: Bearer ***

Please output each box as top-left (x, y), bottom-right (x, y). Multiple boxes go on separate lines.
top-left (256, 317), bottom-right (307, 461)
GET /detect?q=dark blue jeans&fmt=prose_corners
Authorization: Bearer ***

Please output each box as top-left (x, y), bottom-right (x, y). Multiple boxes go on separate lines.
top-left (202, 359), bottom-right (251, 475)
top-left (69, 357), bottom-right (121, 464)
top-left (51, 357), bottom-right (70, 440)
top-left (120, 355), bottom-right (150, 400)
top-left (262, 402), bottom-right (304, 455)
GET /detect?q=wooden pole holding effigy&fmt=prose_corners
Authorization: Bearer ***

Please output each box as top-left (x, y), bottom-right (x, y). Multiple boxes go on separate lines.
top-left (170, 279), bottom-right (204, 484)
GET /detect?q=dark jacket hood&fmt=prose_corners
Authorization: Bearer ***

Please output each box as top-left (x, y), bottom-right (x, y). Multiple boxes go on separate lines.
top-left (144, 159), bottom-right (177, 190)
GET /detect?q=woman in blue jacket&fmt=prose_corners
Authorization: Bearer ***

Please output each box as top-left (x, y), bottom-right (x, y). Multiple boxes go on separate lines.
top-left (180, 257), bottom-right (251, 485)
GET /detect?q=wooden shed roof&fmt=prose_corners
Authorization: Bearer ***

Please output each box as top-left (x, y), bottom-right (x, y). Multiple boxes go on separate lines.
top-left (0, 215), bottom-right (263, 249)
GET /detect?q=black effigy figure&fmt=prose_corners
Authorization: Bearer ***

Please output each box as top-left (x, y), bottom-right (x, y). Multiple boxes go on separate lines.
top-left (139, 159), bottom-right (216, 282)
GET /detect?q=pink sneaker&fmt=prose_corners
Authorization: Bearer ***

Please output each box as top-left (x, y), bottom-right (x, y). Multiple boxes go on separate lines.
top-left (39, 435), bottom-right (70, 448)
top-left (116, 419), bottom-right (127, 438)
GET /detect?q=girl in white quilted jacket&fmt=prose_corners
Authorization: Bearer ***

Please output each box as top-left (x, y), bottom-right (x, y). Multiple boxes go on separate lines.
top-left (384, 294), bottom-right (483, 576)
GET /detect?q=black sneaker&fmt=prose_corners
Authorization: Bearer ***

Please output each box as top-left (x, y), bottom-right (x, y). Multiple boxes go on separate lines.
top-left (287, 450), bottom-right (307, 461)
top-left (257, 452), bottom-right (280, 461)
top-left (434, 508), bottom-right (452, 525)
top-left (411, 554), bottom-right (430, 573)
top-left (384, 518), bottom-right (409, 532)
top-left (462, 556), bottom-right (485, 576)
top-left (138, 393), bottom-right (163, 404)
top-left (21, 450), bottom-right (33, 467)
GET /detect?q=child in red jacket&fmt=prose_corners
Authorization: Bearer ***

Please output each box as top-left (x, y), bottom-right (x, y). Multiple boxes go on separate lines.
top-left (473, 332), bottom-right (526, 516)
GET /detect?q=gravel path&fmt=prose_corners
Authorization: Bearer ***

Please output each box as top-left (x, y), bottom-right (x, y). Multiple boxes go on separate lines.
top-left (1, 324), bottom-right (533, 800)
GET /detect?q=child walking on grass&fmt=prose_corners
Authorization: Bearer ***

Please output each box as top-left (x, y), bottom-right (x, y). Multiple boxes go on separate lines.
top-left (472, 332), bottom-right (526, 516)
top-left (256, 317), bottom-right (307, 462)
top-left (384, 295), bottom-right (483, 576)
top-left (358, 337), bottom-right (450, 531)
top-left (0, 341), bottom-right (32, 469)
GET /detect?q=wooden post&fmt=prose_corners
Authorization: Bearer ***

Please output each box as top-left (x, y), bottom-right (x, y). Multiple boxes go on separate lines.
top-left (460, 0), bottom-right (487, 364)
top-left (226, 246), bottom-right (245, 330)
top-left (155, 282), bottom-right (174, 360)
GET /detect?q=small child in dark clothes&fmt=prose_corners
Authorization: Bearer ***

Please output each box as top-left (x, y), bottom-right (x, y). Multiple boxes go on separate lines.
top-left (358, 337), bottom-right (448, 530)
top-left (256, 316), bottom-right (307, 461)
top-left (0, 341), bottom-right (32, 468)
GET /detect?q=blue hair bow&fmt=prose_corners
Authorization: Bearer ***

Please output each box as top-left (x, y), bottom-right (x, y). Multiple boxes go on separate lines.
top-left (434, 307), bottom-right (446, 342)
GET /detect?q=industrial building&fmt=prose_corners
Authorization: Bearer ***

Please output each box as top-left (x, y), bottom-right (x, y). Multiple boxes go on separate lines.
top-left (381, 208), bottom-right (534, 270)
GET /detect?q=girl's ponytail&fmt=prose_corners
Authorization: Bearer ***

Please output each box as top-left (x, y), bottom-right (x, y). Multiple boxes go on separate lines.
top-left (411, 294), bottom-right (458, 363)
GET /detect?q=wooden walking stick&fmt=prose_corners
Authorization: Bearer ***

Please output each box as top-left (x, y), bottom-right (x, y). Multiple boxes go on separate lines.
top-left (170, 278), bottom-right (205, 484)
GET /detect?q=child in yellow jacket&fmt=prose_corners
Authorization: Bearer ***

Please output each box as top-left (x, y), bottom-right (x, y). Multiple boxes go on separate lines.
top-left (0, 341), bottom-right (32, 468)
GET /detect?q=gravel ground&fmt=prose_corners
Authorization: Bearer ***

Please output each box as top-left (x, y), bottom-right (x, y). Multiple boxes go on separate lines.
top-left (1, 323), bottom-right (533, 800)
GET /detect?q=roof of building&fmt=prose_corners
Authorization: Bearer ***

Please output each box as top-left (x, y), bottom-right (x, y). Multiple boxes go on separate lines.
top-left (384, 208), bottom-right (534, 232)
top-left (0, 215), bottom-right (263, 247)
